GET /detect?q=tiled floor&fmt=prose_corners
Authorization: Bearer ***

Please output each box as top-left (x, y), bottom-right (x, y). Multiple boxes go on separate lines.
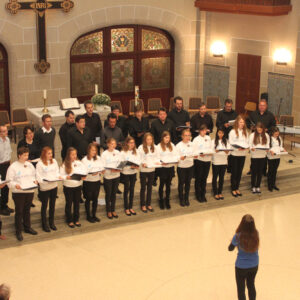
top-left (1, 193), bottom-right (300, 300)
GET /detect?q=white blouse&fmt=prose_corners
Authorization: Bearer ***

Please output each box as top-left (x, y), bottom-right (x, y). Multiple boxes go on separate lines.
top-left (249, 132), bottom-right (270, 159)
top-left (156, 143), bottom-right (179, 168)
top-left (102, 149), bottom-right (121, 180)
top-left (193, 135), bottom-right (213, 162)
top-left (212, 140), bottom-right (231, 165)
top-left (120, 150), bottom-right (140, 175)
top-left (7, 161), bottom-right (36, 194)
top-left (81, 155), bottom-right (104, 182)
top-left (60, 160), bottom-right (86, 188)
top-left (138, 145), bottom-right (159, 173)
top-left (267, 136), bottom-right (284, 160)
top-left (176, 141), bottom-right (194, 168)
top-left (36, 159), bottom-right (60, 191)
top-left (228, 129), bottom-right (249, 157)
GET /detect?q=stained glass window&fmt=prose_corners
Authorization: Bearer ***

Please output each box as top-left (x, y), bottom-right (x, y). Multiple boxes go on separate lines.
top-left (71, 32), bottom-right (103, 55)
top-left (141, 57), bottom-right (170, 90)
top-left (0, 69), bottom-right (5, 104)
top-left (142, 29), bottom-right (171, 51)
top-left (71, 61), bottom-right (103, 97)
top-left (111, 59), bottom-right (134, 93)
top-left (111, 28), bottom-right (134, 53)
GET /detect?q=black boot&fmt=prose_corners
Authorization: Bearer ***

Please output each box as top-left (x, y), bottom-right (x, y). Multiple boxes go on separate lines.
top-left (159, 199), bottom-right (165, 210)
top-left (42, 223), bottom-right (51, 233)
top-left (179, 199), bottom-right (185, 207)
top-left (165, 198), bottom-right (171, 210)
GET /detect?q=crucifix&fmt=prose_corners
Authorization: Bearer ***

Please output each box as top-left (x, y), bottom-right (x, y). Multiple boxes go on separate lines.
top-left (6, 0), bottom-right (74, 73)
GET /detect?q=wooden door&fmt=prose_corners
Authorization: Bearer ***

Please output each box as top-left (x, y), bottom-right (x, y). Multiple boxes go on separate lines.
top-left (235, 53), bottom-right (261, 114)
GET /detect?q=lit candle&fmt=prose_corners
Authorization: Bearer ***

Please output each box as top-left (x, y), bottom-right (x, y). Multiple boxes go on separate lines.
top-left (43, 89), bottom-right (47, 99)
top-left (135, 85), bottom-right (139, 106)
top-left (95, 84), bottom-right (98, 95)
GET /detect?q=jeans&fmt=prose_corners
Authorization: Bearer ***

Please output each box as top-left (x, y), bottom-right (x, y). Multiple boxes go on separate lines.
top-left (235, 266), bottom-right (258, 300)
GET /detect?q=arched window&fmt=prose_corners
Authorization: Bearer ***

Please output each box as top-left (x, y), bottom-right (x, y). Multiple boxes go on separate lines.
top-left (70, 25), bottom-right (174, 114)
top-left (0, 44), bottom-right (10, 112)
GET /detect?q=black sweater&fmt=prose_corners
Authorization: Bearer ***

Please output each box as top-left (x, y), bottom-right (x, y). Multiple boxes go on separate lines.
top-left (17, 138), bottom-right (40, 161)
top-left (150, 118), bottom-right (176, 144)
top-left (190, 113), bottom-right (213, 138)
top-left (246, 110), bottom-right (276, 131)
top-left (128, 117), bottom-right (149, 147)
top-left (216, 109), bottom-right (238, 137)
top-left (35, 127), bottom-right (56, 156)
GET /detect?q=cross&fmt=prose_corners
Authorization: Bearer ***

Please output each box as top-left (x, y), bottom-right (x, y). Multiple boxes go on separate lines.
top-left (6, 0), bottom-right (74, 73)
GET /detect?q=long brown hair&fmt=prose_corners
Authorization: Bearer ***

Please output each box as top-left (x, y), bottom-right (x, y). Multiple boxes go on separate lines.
top-left (41, 146), bottom-right (53, 165)
top-left (160, 131), bottom-right (173, 151)
top-left (236, 214), bottom-right (259, 253)
top-left (234, 115), bottom-right (247, 137)
top-left (87, 143), bottom-right (98, 161)
top-left (253, 122), bottom-right (267, 145)
top-left (142, 133), bottom-right (155, 154)
top-left (122, 136), bottom-right (137, 154)
top-left (64, 147), bottom-right (77, 175)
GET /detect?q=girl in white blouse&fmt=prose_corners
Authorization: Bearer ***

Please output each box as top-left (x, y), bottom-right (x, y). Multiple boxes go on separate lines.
top-left (6, 147), bottom-right (38, 241)
top-left (82, 144), bottom-right (104, 223)
top-left (267, 127), bottom-right (286, 192)
top-left (249, 122), bottom-right (270, 194)
top-left (176, 129), bottom-right (194, 207)
top-left (212, 128), bottom-right (231, 200)
top-left (60, 147), bottom-right (87, 228)
top-left (229, 115), bottom-right (249, 197)
top-left (120, 137), bottom-right (140, 216)
top-left (192, 124), bottom-right (213, 202)
top-left (36, 146), bottom-right (61, 232)
top-left (102, 138), bottom-right (121, 219)
top-left (157, 131), bottom-right (179, 210)
top-left (138, 133), bottom-right (159, 213)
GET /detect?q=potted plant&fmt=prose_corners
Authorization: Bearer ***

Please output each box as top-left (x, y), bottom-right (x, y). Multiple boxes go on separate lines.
top-left (91, 93), bottom-right (111, 112)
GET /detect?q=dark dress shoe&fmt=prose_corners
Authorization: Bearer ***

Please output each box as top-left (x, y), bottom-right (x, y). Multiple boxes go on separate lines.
top-left (129, 210), bottom-right (136, 215)
top-left (185, 200), bottom-right (190, 206)
top-left (268, 188), bottom-right (273, 192)
top-left (125, 210), bottom-right (131, 216)
top-left (75, 223), bottom-right (81, 227)
top-left (237, 192), bottom-right (242, 197)
top-left (107, 214), bottom-right (113, 219)
top-left (0, 208), bottom-right (10, 216)
top-left (274, 186), bottom-right (280, 191)
top-left (68, 223), bottom-right (75, 228)
top-left (16, 231), bottom-right (23, 241)
top-left (87, 216), bottom-right (96, 223)
top-left (179, 200), bottom-right (185, 207)
top-left (50, 224), bottom-right (57, 231)
top-left (93, 216), bottom-right (100, 222)
top-left (43, 226), bottom-right (51, 233)
top-left (112, 213), bottom-right (119, 219)
top-left (165, 202), bottom-right (171, 210)
top-left (147, 206), bottom-right (154, 212)
top-left (159, 200), bottom-right (165, 210)
top-left (24, 228), bottom-right (38, 235)
top-left (7, 207), bottom-right (15, 213)
top-left (219, 196), bottom-right (224, 200)
top-left (231, 191), bottom-right (238, 198)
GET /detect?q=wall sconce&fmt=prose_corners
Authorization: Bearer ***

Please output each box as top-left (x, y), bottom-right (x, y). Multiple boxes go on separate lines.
top-left (211, 41), bottom-right (227, 57)
top-left (274, 48), bottom-right (292, 65)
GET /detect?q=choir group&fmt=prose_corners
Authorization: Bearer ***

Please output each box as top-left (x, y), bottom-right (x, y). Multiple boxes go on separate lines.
top-left (0, 96), bottom-right (285, 242)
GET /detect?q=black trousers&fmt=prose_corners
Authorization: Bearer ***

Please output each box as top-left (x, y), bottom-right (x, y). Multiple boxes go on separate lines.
top-left (158, 167), bottom-right (174, 201)
top-left (12, 193), bottom-right (34, 232)
top-left (63, 186), bottom-right (81, 223)
top-left (104, 177), bottom-right (120, 213)
top-left (251, 158), bottom-right (265, 188)
top-left (83, 181), bottom-right (100, 217)
top-left (140, 171), bottom-right (154, 207)
top-left (212, 164), bottom-right (227, 195)
top-left (227, 154), bottom-right (233, 172)
top-left (40, 188), bottom-right (57, 227)
top-left (267, 159), bottom-right (280, 189)
top-left (235, 266), bottom-right (258, 300)
top-left (231, 156), bottom-right (246, 191)
top-left (0, 162), bottom-right (10, 209)
top-left (177, 166), bottom-right (193, 201)
top-left (194, 160), bottom-right (211, 199)
top-left (122, 174), bottom-right (136, 210)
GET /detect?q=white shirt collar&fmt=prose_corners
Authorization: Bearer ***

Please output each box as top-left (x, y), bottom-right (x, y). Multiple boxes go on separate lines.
top-left (42, 127), bottom-right (52, 134)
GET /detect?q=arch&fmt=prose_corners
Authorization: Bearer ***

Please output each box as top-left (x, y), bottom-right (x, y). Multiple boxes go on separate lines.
top-left (70, 24), bottom-right (175, 114)
top-left (0, 43), bottom-right (10, 112)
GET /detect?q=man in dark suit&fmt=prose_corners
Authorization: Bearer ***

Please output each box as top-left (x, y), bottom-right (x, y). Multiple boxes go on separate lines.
top-left (104, 105), bottom-right (128, 138)
top-left (59, 110), bottom-right (75, 161)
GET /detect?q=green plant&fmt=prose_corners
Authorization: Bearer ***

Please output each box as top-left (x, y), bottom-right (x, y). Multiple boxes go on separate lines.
top-left (91, 93), bottom-right (111, 106)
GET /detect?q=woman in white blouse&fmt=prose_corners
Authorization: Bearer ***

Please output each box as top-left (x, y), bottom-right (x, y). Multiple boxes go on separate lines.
top-left (229, 115), bottom-right (249, 197)
top-left (120, 137), bottom-right (140, 216)
top-left (176, 129), bottom-right (194, 207)
top-left (249, 122), bottom-right (270, 194)
top-left (193, 124), bottom-right (213, 203)
top-left (36, 146), bottom-right (61, 232)
top-left (6, 147), bottom-right (38, 241)
top-left (138, 133), bottom-right (159, 213)
top-left (102, 138), bottom-right (121, 219)
top-left (82, 143), bottom-right (104, 223)
top-left (60, 147), bottom-right (87, 228)
top-left (157, 131), bottom-right (179, 210)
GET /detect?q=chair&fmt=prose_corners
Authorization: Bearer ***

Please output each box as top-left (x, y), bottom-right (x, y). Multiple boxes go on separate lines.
top-left (188, 97), bottom-right (202, 114)
top-left (0, 110), bottom-right (14, 141)
top-left (169, 97), bottom-right (175, 111)
top-left (206, 96), bottom-right (221, 113)
top-left (147, 98), bottom-right (162, 116)
top-left (279, 115), bottom-right (294, 126)
top-left (11, 109), bottom-right (31, 143)
top-left (110, 101), bottom-right (123, 116)
top-left (244, 101), bottom-right (257, 117)
top-left (129, 99), bottom-right (144, 116)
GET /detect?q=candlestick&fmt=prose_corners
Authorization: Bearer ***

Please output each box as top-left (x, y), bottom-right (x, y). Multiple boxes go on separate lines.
top-left (43, 89), bottom-right (47, 99)
top-left (42, 90), bottom-right (49, 114)
top-left (95, 84), bottom-right (98, 95)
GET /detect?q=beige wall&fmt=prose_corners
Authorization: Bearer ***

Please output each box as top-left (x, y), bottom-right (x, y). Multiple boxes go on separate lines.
top-left (0, 0), bottom-right (205, 110)
top-left (203, 0), bottom-right (300, 110)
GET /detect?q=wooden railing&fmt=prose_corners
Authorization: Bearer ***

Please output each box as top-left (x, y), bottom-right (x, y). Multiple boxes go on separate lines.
top-left (195, 0), bottom-right (292, 16)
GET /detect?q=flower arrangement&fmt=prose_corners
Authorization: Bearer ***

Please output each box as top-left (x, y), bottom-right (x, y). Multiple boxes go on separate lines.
top-left (91, 93), bottom-right (111, 106)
